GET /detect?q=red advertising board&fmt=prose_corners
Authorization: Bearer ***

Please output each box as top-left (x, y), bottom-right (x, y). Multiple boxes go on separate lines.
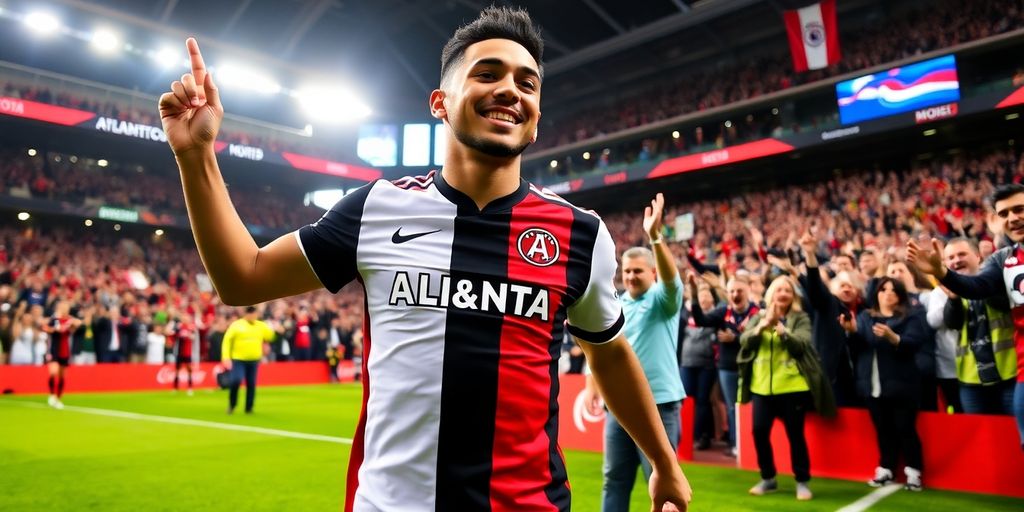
top-left (647, 139), bottom-right (796, 179)
top-left (0, 361), bottom-right (354, 394)
top-left (736, 403), bottom-right (1024, 498)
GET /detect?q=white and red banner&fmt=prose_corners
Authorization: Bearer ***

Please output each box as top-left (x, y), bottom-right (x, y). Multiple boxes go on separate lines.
top-left (783, 0), bottom-right (840, 72)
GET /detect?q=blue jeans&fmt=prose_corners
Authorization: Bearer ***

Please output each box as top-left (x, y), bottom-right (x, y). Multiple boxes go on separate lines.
top-left (959, 380), bottom-right (1014, 415)
top-left (718, 369), bottom-right (739, 448)
top-left (229, 360), bottom-right (259, 412)
top-left (1015, 382), bottom-right (1024, 449)
top-left (601, 400), bottom-right (681, 512)
top-left (680, 366), bottom-right (716, 443)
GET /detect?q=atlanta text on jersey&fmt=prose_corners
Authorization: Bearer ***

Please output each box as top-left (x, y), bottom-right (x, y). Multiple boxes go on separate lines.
top-left (388, 271), bottom-right (550, 321)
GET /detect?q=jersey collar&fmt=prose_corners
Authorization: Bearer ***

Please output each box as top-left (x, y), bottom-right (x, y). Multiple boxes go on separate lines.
top-left (435, 170), bottom-right (529, 214)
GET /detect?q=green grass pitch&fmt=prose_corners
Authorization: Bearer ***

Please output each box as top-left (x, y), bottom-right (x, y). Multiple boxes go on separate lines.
top-left (1, 384), bottom-right (1021, 511)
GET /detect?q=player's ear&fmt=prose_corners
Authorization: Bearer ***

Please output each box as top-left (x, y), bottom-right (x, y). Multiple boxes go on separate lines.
top-left (430, 90), bottom-right (447, 120)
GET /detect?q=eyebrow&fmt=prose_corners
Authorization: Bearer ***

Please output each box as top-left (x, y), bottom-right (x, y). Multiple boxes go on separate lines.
top-left (472, 58), bottom-right (541, 81)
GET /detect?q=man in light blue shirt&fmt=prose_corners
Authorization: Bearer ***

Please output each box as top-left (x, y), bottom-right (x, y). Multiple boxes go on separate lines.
top-left (584, 193), bottom-right (685, 511)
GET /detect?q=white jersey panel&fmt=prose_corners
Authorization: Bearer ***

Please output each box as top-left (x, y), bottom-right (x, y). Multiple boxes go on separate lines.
top-left (353, 180), bottom-right (456, 512)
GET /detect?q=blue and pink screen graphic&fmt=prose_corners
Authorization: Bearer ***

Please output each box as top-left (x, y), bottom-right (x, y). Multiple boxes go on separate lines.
top-left (836, 55), bottom-right (960, 125)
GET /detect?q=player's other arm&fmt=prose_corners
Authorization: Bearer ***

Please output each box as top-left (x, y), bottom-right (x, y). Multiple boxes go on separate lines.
top-left (580, 335), bottom-right (692, 510)
top-left (159, 38), bottom-right (320, 305)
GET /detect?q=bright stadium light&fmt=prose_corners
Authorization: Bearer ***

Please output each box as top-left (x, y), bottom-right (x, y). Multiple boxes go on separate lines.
top-left (304, 189), bottom-right (346, 210)
top-left (84, 219), bottom-right (93, 227)
top-left (97, 159), bottom-right (108, 167)
top-left (296, 86), bottom-right (371, 123)
top-left (91, 29), bottom-right (120, 53)
top-left (24, 12), bottom-right (60, 35)
top-left (215, 64), bottom-right (281, 94)
top-left (27, 148), bottom-right (37, 156)
top-left (152, 47), bottom-right (180, 68)
top-left (17, 212), bottom-right (30, 221)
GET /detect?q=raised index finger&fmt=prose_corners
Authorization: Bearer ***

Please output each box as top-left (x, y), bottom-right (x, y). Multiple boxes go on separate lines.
top-left (186, 37), bottom-right (207, 101)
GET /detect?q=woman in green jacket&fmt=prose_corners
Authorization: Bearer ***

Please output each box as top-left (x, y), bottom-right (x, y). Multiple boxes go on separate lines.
top-left (738, 275), bottom-right (835, 501)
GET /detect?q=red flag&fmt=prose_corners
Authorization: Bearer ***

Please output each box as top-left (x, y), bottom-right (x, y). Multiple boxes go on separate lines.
top-left (783, 0), bottom-right (840, 72)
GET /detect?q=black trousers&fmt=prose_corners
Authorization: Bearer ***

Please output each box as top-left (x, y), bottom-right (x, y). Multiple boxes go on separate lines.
top-left (867, 396), bottom-right (923, 471)
top-left (751, 392), bottom-right (811, 482)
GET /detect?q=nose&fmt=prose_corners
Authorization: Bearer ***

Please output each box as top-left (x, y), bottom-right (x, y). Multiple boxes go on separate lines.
top-left (493, 74), bottom-right (521, 103)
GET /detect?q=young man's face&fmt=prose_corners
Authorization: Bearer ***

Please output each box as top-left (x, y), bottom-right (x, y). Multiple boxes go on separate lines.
top-left (436, 38), bottom-right (541, 159)
top-left (994, 192), bottom-right (1024, 243)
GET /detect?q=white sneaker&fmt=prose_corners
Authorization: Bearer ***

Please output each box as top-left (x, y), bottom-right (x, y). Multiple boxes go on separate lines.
top-left (53, 399), bottom-right (65, 410)
top-left (47, 395), bottom-right (57, 407)
top-left (796, 482), bottom-right (813, 501)
top-left (904, 467), bottom-right (923, 491)
top-left (868, 466), bottom-right (894, 487)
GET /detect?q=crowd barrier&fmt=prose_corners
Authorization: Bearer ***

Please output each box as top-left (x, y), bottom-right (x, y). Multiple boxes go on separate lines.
top-left (735, 403), bottom-right (1024, 498)
top-left (0, 360), bottom-right (354, 393)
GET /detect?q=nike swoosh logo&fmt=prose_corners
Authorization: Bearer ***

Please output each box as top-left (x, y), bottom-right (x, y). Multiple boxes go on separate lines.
top-left (392, 228), bottom-right (441, 244)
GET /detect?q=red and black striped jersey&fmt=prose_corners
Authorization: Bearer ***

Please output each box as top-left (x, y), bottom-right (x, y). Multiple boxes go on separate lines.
top-left (297, 171), bottom-right (623, 512)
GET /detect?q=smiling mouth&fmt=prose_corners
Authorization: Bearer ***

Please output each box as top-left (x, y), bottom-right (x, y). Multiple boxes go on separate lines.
top-left (481, 110), bottom-right (521, 125)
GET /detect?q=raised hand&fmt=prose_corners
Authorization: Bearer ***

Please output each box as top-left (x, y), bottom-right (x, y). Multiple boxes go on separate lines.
top-left (644, 193), bottom-right (666, 242)
top-left (906, 238), bottom-right (946, 277)
top-left (158, 38), bottom-right (224, 157)
top-left (798, 231), bottom-right (816, 256)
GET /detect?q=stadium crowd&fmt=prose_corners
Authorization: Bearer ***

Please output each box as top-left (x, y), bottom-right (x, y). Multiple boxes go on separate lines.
top-left (531, 0), bottom-right (1024, 151)
top-left (0, 223), bottom-right (366, 373)
top-left (0, 149), bottom-right (324, 231)
top-left (0, 80), bottom-right (335, 162)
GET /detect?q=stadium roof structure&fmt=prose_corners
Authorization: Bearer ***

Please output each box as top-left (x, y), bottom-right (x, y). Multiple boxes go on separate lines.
top-left (0, 0), bottom-right (905, 125)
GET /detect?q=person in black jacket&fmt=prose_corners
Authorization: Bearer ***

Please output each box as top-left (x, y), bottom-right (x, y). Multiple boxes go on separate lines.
top-left (839, 276), bottom-right (926, 491)
top-left (799, 233), bottom-right (863, 407)
top-left (688, 272), bottom-right (761, 456)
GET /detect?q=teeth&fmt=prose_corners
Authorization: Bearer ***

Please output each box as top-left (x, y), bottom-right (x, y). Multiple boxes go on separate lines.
top-left (485, 111), bottom-right (516, 123)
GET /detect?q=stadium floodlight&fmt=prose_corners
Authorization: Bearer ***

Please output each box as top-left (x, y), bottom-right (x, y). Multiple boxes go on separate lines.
top-left (671, 131), bottom-right (680, 139)
top-left (97, 159), bottom-right (108, 167)
top-left (305, 189), bottom-right (346, 211)
top-left (84, 219), bottom-right (93, 227)
top-left (296, 86), bottom-right (372, 123)
top-left (216, 64), bottom-right (281, 94)
top-left (583, 151), bottom-right (591, 160)
top-left (17, 212), bottom-right (30, 221)
top-left (27, 148), bottom-right (37, 156)
top-left (549, 160), bottom-right (558, 168)
top-left (91, 29), bottom-right (120, 53)
top-left (152, 47), bottom-right (180, 68)
top-left (24, 11), bottom-right (59, 35)
top-left (155, 229), bottom-right (164, 236)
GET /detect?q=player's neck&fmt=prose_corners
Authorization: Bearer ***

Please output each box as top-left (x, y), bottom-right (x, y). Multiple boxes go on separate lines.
top-left (441, 150), bottom-right (522, 210)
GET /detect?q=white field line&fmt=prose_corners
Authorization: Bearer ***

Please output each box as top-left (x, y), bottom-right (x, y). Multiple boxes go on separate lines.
top-left (836, 484), bottom-right (903, 512)
top-left (2, 399), bottom-right (352, 445)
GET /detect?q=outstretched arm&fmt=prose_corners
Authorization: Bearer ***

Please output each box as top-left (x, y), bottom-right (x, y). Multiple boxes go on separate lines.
top-left (907, 238), bottom-right (1002, 299)
top-left (159, 38), bottom-right (320, 305)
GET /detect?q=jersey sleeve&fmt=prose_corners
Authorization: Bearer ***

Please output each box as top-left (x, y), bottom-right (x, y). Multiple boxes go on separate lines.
top-left (295, 181), bottom-right (376, 293)
top-left (566, 220), bottom-right (624, 344)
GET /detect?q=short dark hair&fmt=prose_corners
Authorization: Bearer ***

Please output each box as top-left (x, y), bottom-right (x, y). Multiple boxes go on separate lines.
top-left (440, 6), bottom-right (544, 87)
top-left (244, 305), bottom-right (257, 313)
top-left (988, 183), bottom-right (1024, 207)
top-left (946, 236), bottom-right (979, 254)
